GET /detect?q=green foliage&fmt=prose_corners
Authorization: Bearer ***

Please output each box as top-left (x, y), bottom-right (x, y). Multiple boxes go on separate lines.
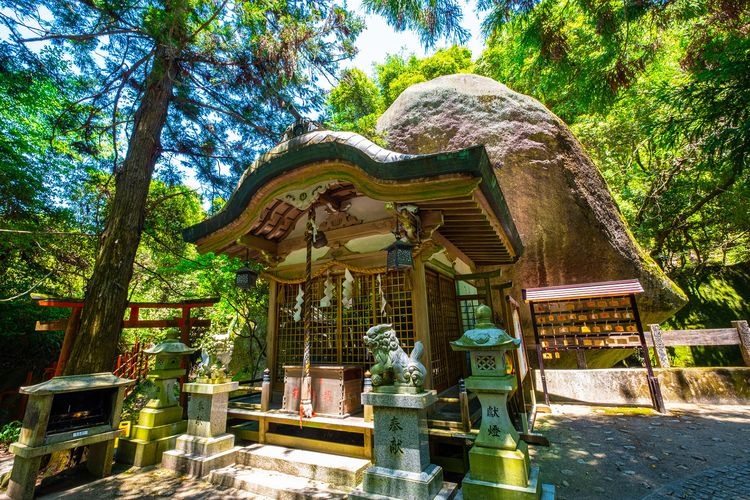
top-left (650, 263), bottom-right (750, 367)
top-left (668, 263), bottom-right (750, 331)
top-left (362, 0), bottom-right (469, 47)
top-left (476, 0), bottom-right (661, 123)
top-left (478, 0), bottom-right (750, 273)
top-left (378, 46), bottom-right (473, 107)
top-left (0, 54), bottom-right (98, 351)
top-left (1, 0), bottom-right (366, 375)
top-left (0, 420), bottom-right (21, 448)
top-left (328, 68), bottom-right (384, 139)
top-left (326, 46), bottom-right (473, 138)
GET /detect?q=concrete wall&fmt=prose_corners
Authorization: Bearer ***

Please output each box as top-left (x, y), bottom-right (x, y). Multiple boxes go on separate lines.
top-left (534, 367), bottom-right (750, 405)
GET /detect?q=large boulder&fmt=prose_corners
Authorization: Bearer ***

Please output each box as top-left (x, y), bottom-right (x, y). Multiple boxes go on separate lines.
top-left (377, 74), bottom-right (685, 334)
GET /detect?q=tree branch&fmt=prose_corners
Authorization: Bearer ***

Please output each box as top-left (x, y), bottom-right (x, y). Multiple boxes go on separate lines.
top-left (133, 260), bottom-right (184, 296)
top-left (188, 0), bottom-right (230, 41)
top-left (20, 28), bottom-right (135, 43)
top-left (145, 188), bottom-right (193, 214)
top-left (652, 164), bottom-right (742, 254)
top-left (0, 270), bottom-right (54, 302)
top-left (0, 228), bottom-right (97, 237)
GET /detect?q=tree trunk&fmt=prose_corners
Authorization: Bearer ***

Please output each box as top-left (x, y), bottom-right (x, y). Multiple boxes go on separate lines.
top-left (64, 51), bottom-right (178, 375)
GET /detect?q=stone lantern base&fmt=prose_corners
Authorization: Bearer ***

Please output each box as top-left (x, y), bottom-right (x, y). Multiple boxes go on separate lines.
top-left (117, 405), bottom-right (187, 467)
top-left (161, 381), bottom-right (239, 478)
top-left (462, 444), bottom-right (550, 499)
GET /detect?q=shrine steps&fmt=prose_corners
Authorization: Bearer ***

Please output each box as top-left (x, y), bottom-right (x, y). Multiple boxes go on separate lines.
top-left (208, 444), bottom-right (371, 499)
top-left (426, 387), bottom-right (482, 475)
top-left (428, 388), bottom-right (481, 431)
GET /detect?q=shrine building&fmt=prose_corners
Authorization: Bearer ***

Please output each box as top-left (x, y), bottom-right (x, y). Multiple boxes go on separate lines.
top-left (184, 122), bottom-right (523, 408)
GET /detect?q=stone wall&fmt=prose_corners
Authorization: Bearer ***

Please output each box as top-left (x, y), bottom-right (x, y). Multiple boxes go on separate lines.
top-left (534, 368), bottom-right (750, 405)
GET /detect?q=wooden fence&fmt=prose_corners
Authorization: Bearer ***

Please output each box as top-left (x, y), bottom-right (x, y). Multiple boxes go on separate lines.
top-left (647, 320), bottom-right (750, 368)
top-left (113, 341), bottom-right (150, 383)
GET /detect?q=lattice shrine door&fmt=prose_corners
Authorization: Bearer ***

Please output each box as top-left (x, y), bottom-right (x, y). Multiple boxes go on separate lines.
top-left (426, 268), bottom-right (508, 393)
top-left (273, 270), bottom-right (415, 382)
top-left (425, 269), bottom-right (465, 392)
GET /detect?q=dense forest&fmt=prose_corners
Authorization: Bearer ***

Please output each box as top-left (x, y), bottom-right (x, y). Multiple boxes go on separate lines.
top-left (0, 0), bottom-right (748, 410)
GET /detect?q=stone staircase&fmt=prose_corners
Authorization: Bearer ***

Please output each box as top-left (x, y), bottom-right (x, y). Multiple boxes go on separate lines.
top-left (209, 444), bottom-right (371, 499)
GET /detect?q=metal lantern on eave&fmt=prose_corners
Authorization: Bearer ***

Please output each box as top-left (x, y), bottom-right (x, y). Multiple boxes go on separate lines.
top-left (386, 238), bottom-right (414, 271)
top-left (235, 265), bottom-right (258, 290)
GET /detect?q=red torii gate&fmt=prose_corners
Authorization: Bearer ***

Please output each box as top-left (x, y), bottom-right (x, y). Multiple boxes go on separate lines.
top-left (33, 295), bottom-right (219, 376)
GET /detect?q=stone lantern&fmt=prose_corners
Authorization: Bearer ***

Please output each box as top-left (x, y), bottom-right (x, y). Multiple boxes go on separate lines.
top-left (450, 305), bottom-right (554, 499)
top-left (117, 331), bottom-right (195, 467)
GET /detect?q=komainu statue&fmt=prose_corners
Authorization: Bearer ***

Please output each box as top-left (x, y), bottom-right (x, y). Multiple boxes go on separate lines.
top-left (196, 331), bottom-right (234, 383)
top-left (363, 324), bottom-right (427, 391)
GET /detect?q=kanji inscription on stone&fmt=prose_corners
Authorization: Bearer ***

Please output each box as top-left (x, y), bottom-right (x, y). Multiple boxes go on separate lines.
top-left (389, 436), bottom-right (404, 455)
top-left (389, 416), bottom-right (403, 432)
top-left (487, 405), bottom-right (501, 418)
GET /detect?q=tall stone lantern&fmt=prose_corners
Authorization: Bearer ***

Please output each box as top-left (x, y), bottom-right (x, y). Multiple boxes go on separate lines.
top-left (117, 330), bottom-right (196, 466)
top-left (451, 305), bottom-right (554, 499)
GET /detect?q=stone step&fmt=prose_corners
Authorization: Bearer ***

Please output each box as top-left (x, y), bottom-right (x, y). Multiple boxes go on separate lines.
top-left (209, 464), bottom-right (351, 499)
top-left (236, 444), bottom-right (371, 489)
top-left (131, 419), bottom-right (186, 441)
top-left (161, 446), bottom-right (239, 478)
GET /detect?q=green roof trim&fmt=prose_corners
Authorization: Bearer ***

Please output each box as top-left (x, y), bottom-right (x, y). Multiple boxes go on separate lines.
top-left (183, 135), bottom-right (523, 259)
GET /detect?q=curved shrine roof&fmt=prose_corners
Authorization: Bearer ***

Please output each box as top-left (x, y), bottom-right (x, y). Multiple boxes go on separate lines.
top-left (183, 129), bottom-right (523, 267)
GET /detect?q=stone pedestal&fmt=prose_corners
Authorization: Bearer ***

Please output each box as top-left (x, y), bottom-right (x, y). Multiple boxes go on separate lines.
top-left (350, 391), bottom-right (457, 500)
top-left (117, 369), bottom-right (187, 466)
top-left (161, 381), bottom-right (239, 478)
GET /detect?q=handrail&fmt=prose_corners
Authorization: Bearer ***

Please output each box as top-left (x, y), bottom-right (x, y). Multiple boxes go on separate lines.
top-left (648, 320), bottom-right (750, 367)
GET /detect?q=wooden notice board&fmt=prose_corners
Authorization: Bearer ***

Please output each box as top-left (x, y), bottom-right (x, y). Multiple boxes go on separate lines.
top-left (523, 279), bottom-right (665, 413)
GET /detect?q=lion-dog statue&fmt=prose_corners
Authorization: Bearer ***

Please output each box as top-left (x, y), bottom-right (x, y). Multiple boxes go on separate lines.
top-left (363, 324), bottom-right (427, 390)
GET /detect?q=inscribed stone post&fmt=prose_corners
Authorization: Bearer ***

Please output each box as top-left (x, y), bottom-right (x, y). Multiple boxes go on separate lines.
top-left (161, 381), bottom-right (239, 478)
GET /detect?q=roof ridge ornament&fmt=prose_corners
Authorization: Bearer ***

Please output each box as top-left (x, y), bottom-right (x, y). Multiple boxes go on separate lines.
top-left (282, 118), bottom-right (325, 142)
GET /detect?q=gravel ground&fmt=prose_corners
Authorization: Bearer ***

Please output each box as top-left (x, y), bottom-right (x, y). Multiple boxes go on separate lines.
top-left (2, 403), bottom-right (749, 499)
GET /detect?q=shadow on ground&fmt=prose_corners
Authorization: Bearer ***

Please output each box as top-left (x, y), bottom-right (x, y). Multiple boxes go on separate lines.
top-left (529, 404), bottom-right (750, 500)
top-left (5, 404), bottom-right (749, 499)
top-left (34, 465), bottom-right (261, 499)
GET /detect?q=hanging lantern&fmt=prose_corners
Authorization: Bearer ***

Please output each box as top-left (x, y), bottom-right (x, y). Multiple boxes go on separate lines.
top-left (312, 230), bottom-right (328, 249)
top-left (235, 265), bottom-right (258, 290)
top-left (386, 238), bottom-right (414, 270)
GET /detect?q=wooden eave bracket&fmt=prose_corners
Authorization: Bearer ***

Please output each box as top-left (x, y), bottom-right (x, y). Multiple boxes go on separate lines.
top-left (238, 234), bottom-right (279, 256)
top-left (431, 232), bottom-right (476, 272)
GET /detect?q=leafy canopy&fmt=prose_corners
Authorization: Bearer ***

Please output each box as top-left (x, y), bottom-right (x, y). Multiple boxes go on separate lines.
top-left (1, 0), bottom-right (364, 195)
top-left (326, 45), bottom-right (473, 137)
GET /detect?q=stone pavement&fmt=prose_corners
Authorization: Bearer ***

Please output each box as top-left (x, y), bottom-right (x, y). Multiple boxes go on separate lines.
top-left (643, 460), bottom-right (750, 500)
top-left (529, 404), bottom-right (750, 500)
top-left (2, 403), bottom-right (750, 499)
